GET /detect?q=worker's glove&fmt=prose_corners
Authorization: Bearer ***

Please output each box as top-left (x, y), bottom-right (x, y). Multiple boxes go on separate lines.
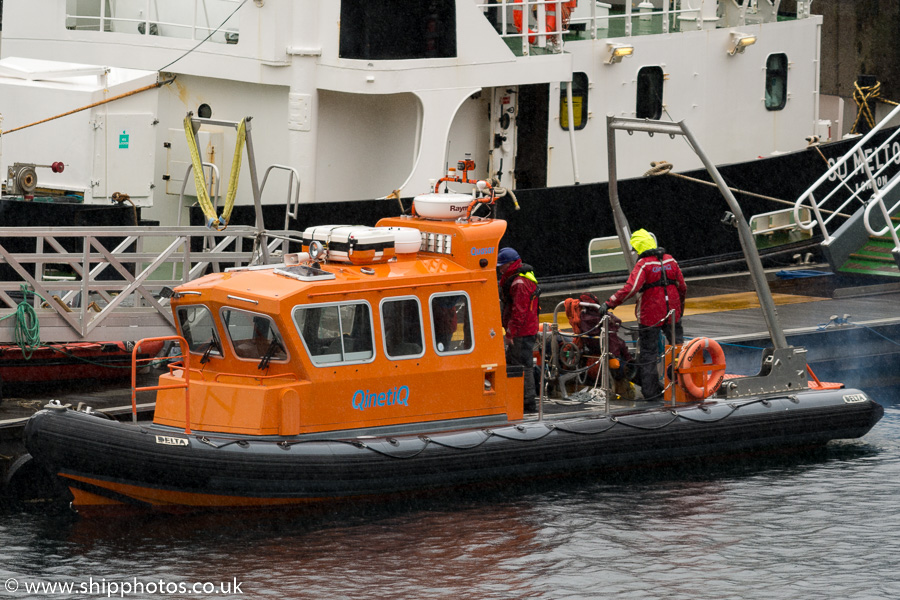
top-left (599, 302), bottom-right (609, 315)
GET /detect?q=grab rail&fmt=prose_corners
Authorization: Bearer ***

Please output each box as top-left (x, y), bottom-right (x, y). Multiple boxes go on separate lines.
top-left (863, 164), bottom-right (900, 254)
top-left (132, 336), bottom-right (191, 433)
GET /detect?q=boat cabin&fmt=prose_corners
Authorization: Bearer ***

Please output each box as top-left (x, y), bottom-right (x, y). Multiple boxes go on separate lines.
top-left (154, 196), bottom-right (524, 436)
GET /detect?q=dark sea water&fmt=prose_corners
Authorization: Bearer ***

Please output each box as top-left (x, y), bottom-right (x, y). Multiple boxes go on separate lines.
top-left (1, 386), bottom-right (899, 600)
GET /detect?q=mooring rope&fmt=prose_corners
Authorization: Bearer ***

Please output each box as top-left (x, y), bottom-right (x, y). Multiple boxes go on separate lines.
top-left (850, 80), bottom-right (899, 135)
top-left (644, 160), bottom-right (852, 219)
top-left (0, 78), bottom-right (176, 137)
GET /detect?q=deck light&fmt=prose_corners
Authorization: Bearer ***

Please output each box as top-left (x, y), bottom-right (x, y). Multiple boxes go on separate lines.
top-left (605, 43), bottom-right (634, 65)
top-left (728, 33), bottom-right (757, 56)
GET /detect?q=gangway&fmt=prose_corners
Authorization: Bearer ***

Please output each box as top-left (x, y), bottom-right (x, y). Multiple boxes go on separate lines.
top-left (0, 114), bottom-right (305, 344)
top-left (793, 103), bottom-right (900, 276)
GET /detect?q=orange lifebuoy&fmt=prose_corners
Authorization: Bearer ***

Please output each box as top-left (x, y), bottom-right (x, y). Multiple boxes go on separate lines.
top-left (676, 337), bottom-right (726, 399)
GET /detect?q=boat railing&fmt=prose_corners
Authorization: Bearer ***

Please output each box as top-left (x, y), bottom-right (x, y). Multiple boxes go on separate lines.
top-left (132, 336), bottom-right (191, 432)
top-left (793, 102), bottom-right (900, 246)
top-left (259, 164), bottom-right (303, 255)
top-left (542, 300), bottom-right (614, 413)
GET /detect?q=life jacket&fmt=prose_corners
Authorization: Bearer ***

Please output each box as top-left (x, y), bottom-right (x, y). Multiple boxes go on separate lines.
top-left (501, 264), bottom-right (541, 310)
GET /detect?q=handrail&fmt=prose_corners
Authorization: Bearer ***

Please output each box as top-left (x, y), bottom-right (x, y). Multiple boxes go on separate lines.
top-left (863, 173), bottom-right (900, 251)
top-left (132, 335), bottom-right (190, 433)
top-left (793, 103), bottom-right (900, 243)
top-left (259, 164), bottom-right (302, 256)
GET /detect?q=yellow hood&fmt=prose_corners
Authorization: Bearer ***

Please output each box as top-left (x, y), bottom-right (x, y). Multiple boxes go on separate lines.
top-left (630, 229), bottom-right (657, 254)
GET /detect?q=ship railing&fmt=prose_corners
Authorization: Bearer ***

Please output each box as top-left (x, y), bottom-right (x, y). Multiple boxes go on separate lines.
top-left (0, 226), bottom-right (294, 344)
top-left (66, 0), bottom-right (242, 45)
top-left (482, 0), bottom-right (793, 53)
top-left (793, 103), bottom-right (900, 247)
top-left (132, 336), bottom-right (191, 431)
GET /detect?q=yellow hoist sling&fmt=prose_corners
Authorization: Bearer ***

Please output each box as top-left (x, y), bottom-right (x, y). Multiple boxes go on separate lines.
top-left (183, 115), bottom-right (246, 230)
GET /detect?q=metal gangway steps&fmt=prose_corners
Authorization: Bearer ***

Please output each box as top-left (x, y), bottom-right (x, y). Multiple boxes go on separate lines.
top-left (793, 103), bottom-right (900, 277)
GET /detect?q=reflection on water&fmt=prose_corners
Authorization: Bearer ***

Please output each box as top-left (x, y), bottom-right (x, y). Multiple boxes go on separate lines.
top-left (2, 387), bottom-right (899, 600)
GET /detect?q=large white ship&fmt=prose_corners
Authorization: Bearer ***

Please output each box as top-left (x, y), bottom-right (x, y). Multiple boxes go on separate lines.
top-left (0, 0), bottom-right (895, 278)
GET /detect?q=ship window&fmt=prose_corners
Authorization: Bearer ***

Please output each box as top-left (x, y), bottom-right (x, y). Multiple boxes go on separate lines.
top-left (636, 66), bottom-right (664, 120)
top-left (339, 0), bottom-right (457, 60)
top-left (176, 305), bottom-right (222, 357)
top-left (430, 293), bottom-right (474, 355)
top-left (765, 53), bottom-right (788, 111)
top-left (381, 297), bottom-right (425, 359)
top-left (293, 301), bottom-right (375, 366)
top-left (221, 309), bottom-right (287, 362)
top-left (560, 72), bottom-right (588, 131)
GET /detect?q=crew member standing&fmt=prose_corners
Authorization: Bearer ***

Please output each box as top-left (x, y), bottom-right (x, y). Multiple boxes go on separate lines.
top-left (498, 247), bottom-right (540, 412)
top-left (601, 229), bottom-right (686, 401)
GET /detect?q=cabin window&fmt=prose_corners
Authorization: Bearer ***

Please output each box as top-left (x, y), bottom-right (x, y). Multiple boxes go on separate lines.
top-left (221, 309), bottom-right (287, 362)
top-left (559, 72), bottom-right (588, 131)
top-left (381, 297), bottom-right (425, 359)
top-left (65, 0), bottom-right (240, 44)
top-left (176, 305), bottom-right (222, 357)
top-left (293, 301), bottom-right (375, 366)
top-left (339, 0), bottom-right (457, 60)
top-left (430, 293), bottom-right (474, 355)
top-left (765, 53), bottom-right (788, 111)
top-left (636, 66), bottom-right (664, 120)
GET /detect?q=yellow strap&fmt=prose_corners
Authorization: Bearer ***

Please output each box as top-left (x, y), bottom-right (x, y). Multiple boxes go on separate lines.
top-left (182, 116), bottom-right (246, 230)
top-left (222, 119), bottom-right (246, 225)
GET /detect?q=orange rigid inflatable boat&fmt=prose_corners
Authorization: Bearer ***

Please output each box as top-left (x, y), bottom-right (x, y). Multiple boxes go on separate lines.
top-left (21, 124), bottom-right (883, 514)
top-left (23, 188), bottom-right (883, 515)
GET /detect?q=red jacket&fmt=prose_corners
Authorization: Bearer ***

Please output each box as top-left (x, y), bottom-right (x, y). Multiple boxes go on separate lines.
top-left (606, 249), bottom-right (686, 327)
top-left (499, 259), bottom-right (540, 338)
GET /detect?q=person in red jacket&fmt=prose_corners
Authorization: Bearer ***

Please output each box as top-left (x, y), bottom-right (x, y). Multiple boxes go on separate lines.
top-left (498, 247), bottom-right (540, 411)
top-left (601, 229), bottom-right (686, 401)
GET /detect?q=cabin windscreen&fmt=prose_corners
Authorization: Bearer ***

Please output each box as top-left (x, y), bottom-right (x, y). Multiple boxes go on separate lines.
top-left (293, 302), bottom-right (375, 366)
top-left (221, 308), bottom-right (288, 362)
top-left (381, 297), bottom-right (425, 359)
top-left (176, 305), bottom-right (222, 356)
top-left (430, 293), bottom-right (474, 355)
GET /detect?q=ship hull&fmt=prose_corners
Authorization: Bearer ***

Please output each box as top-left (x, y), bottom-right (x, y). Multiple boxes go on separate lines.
top-left (205, 129), bottom-right (900, 281)
top-left (24, 389), bottom-right (883, 515)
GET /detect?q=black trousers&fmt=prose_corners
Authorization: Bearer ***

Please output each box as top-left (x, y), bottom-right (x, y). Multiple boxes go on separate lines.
top-left (507, 335), bottom-right (537, 407)
top-left (637, 321), bottom-right (683, 400)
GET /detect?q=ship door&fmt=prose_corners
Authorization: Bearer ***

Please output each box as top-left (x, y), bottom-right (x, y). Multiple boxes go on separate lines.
top-left (490, 87), bottom-right (518, 187)
top-left (514, 84), bottom-right (549, 190)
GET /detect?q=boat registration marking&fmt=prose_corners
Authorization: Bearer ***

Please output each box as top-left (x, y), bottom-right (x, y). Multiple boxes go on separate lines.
top-left (842, 394), bottom-right (867, 404)
top-left (155, 435), bottom-right (190, 446)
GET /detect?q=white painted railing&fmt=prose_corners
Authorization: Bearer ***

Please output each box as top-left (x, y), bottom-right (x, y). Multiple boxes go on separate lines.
top-left (793, 103), bottom-right (900, 246)
top-left (0, 226), bottom-right (297, 343)
top-left (481, 0), bottom-right (791, 53)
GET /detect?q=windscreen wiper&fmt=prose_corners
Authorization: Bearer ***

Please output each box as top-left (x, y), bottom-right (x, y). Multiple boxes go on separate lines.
top-left (257, 339), bottom-right (284, 370)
